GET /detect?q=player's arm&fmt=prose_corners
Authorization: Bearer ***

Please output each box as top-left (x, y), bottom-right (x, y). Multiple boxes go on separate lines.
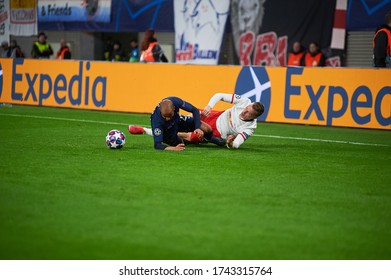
top-left (152, 128), bottom-right (185, 151)
top-left (164, 144), bottom-right (185, 151)
top-left (168, 96), bottom-right (203, 137)
top-left (168, 97), bottom-right (201, 128)
top-left (203, 93), bottom-right (247, 117)
top-left (151, 108), bottom-right (185, 151)
top-left (152, 128), bottom-right (167, 150)
top-left (227, 130), bottom-right (253, 149)
top-left (150, 113), bottom-right (168, 150)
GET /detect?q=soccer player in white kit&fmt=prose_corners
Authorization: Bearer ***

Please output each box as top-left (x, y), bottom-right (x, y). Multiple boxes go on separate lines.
top-left (194, 93), bottom-right (264, 148)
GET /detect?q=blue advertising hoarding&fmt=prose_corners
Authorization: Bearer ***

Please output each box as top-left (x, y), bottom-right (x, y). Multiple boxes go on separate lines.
top-left (38, 0), bottom-right (112, 22)
top-left (38, 0), bottom-right (174, 32)
top-left (347, 0), bottom-right (391, 31)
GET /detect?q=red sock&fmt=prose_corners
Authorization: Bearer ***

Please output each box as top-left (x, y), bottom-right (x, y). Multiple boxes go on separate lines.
top-left (190, 132), bottom-right (202, 143)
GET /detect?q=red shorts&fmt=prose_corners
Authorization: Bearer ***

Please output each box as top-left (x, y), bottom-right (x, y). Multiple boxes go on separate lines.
top-left (201, 110), bottom-right (224, 138)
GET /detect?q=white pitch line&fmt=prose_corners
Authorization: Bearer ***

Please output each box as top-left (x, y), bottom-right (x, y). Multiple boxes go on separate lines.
top-left (0, 112), bottom-right (389, 147)
top-left (0, 113), bottom-right (127, 126)
top-left (251, 134), bottom-right (389, 147)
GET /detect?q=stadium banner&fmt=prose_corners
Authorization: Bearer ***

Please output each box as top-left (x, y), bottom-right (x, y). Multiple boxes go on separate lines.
top-left (347, 0), bottom-right (391, 31)
top-left (174, 0), bottom-right (230, 65)
top-left (38, 0), bottom-right (111, 22)
top-left (230, 0), bottom-right (340, 66)
top-left (10, 0), bottom-right (38, 36)
top-left (0, 58), bottom-right (390, 130)
top-left (0, 0), bottom-right (10, 43)
top-left (38, 0), bottom-right (174, 32)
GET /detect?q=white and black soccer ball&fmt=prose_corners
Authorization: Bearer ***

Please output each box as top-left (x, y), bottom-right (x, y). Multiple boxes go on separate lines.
top-left (105, 129), bottom-right (126, 149)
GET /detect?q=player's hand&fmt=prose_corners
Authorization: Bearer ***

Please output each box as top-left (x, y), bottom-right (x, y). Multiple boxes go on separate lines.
top-left (175, 143), bottom-right (186, 151)
top-left (165, 144), bottom-right (186, 151)
top-left (194, 128), bottom-right (204, 139)
top-left (226, 135), bottom-right (236, 148)
top-left (201, 106), bottom-right (212, 118)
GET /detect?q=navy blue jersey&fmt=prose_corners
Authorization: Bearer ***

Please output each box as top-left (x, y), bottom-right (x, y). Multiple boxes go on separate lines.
top-left (151, 97), bottom-right (201, 150)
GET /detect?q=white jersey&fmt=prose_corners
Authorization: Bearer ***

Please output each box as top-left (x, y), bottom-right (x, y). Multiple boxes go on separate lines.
top-left (207, 93), bottom-right (257, 148)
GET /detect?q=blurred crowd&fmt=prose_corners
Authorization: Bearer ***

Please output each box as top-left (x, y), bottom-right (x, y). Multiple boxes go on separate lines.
top-left (1, 9), bottom-right (390, 68)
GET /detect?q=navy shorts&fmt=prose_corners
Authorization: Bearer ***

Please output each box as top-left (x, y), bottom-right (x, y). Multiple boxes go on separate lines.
top-left (178, 115), bottom-right (196, 132)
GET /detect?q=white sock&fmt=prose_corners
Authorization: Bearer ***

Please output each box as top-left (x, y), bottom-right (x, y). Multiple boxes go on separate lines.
top-left (144, 128), bottom-right (153, 136)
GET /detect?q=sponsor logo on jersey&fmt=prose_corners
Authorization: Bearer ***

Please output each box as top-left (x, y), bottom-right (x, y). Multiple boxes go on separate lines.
top-left (234, 66), bottom-right (271, 121)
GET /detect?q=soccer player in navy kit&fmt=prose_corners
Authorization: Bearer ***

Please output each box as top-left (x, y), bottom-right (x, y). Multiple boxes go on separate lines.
top-left (129, 97), bottom-right (205, 151)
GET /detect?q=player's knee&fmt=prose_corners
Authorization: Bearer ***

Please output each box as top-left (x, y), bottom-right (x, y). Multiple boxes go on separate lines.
top-left (201, 122), bottom-right (212, 133)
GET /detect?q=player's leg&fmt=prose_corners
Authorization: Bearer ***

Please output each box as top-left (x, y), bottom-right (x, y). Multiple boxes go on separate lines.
top-left (200, 111), bottom-right (228, 146)
top-left (177, 132), bottom-right (191, 142)
top-left (178, 115), bottom-right (214, 143)
top-left (128, 125), bottom-right (153, 136)
top-left (178, 115), bottom-right (203, 143)
top-left (200, 110), bottom-right (224, 138)
top-left (164, 124), bottom-right (183, 147)
top-left (176, 117), bottom-right (225, 146)
top-left (200, 121), bottom-right (213, 140)
top-left (208, 136), bottom-right (226, 147)
top-left (178, 125), bottom-right (225, 146)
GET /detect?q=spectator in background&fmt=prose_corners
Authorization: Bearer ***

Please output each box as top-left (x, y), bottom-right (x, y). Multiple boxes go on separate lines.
top-left (56, 39), bottom-right (71, 60)
top-left (287, 41), bottom-right (305, 66)
top-left (10, 39), bottom-right (24, 58)
top-left (140, 29), bottom-right (168, 63)
top-left (104, 37), bottom-right (114, 61)
top-left (304, 42), bottom-right (325, 67)
top-left (373, 11), bottom-right (391, 68)
top-left (110, 41), bottom-right (125, 61)
top-left (1, 41), bottom-right (11, 58)
top-left (128, 39), bottom-right (139, 62)
top-left (31, 32), bottom-right (53, 59)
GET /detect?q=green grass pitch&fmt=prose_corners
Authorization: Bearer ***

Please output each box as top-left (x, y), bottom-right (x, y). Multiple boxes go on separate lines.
top-left (0, 105), bottom-right (390, 260)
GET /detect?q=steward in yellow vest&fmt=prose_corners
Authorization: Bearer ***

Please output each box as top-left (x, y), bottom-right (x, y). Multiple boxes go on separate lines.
top-left (31, 32), bottom-right (54, 59)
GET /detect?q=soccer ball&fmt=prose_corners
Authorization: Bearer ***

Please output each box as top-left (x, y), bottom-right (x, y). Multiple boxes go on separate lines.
top-left (105, 129), bottom-right (126, 149)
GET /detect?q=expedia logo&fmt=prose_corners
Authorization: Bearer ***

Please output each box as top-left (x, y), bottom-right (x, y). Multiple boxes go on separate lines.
top-left (0, 63), bottom-right (3, 99)
top-left (11, 59), bottom-right (106, 107)
top-left (234, 66), bottom-right (271, 121)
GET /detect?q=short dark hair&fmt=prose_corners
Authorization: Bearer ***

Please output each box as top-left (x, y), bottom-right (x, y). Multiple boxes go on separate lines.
top-left (386, 11), bottom-right (391, 24)
top-left (252, 102), bottom-right (264, 118)
top-left (38, 32), bottom-right (47, 39)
